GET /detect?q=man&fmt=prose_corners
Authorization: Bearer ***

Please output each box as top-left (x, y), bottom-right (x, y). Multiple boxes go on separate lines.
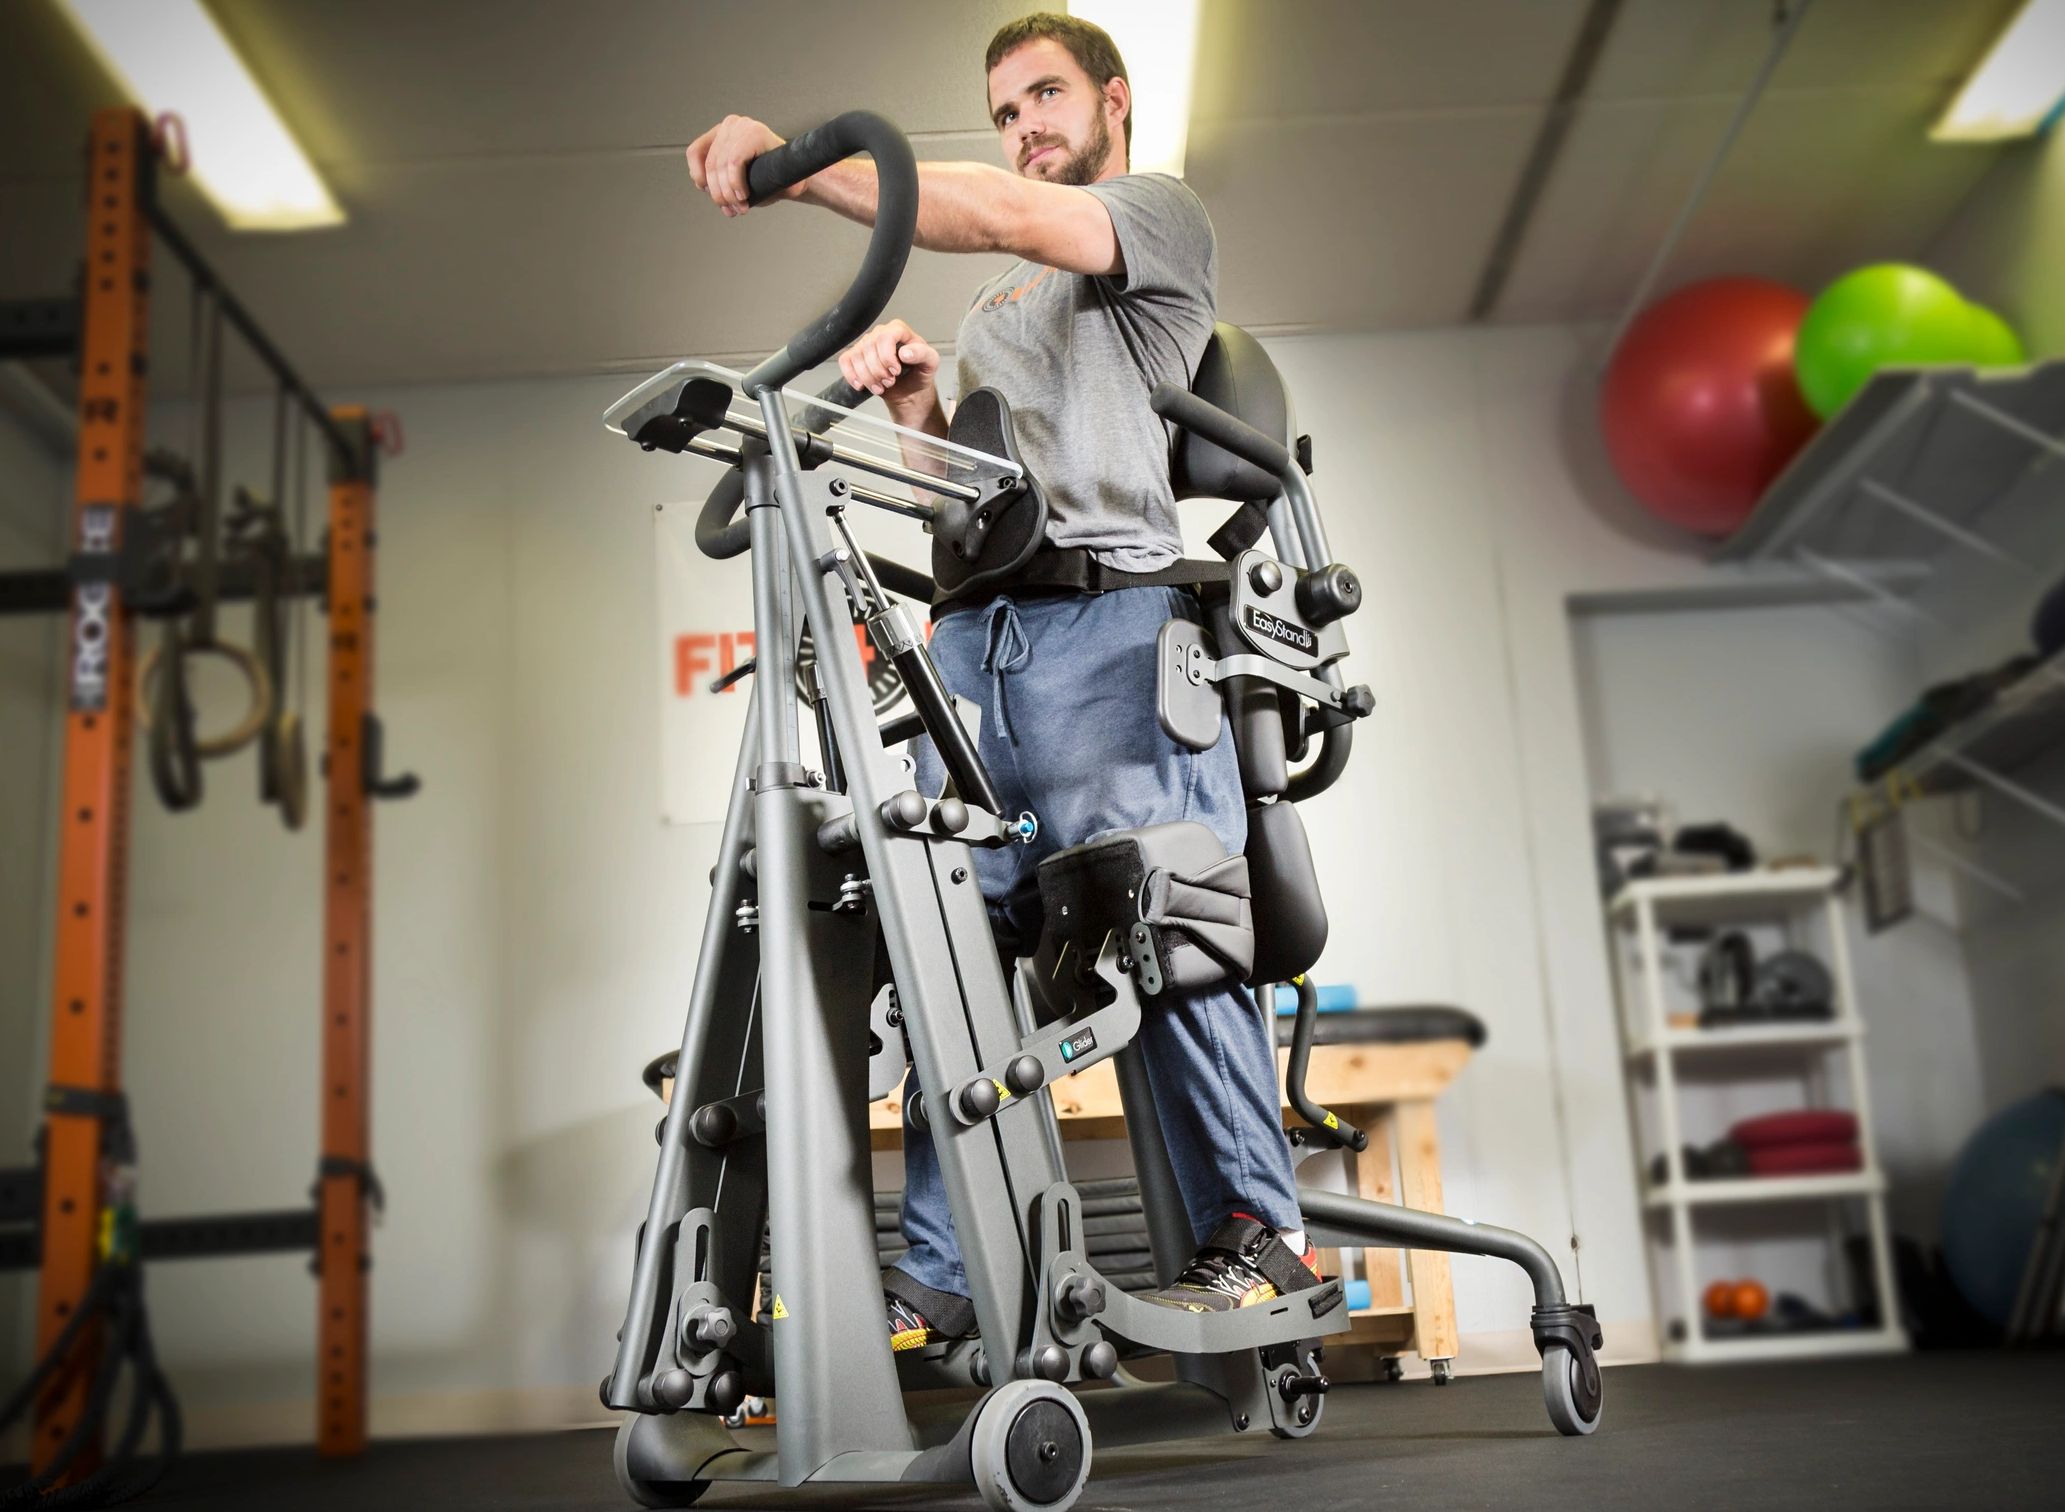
top-left (686, 13), bottom-right (1320, 1351)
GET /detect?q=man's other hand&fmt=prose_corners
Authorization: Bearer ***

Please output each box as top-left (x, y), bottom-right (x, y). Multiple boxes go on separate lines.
top-left (685, 115), bottom-right (798, 217)
top-left (839, 320), bottom-right (940, 406)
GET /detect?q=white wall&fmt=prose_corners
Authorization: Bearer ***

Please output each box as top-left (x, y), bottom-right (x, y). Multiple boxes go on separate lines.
top-left (22, 319), bottom-right (2020, 1443)
top-left (0, 399), bottom-right (67, 1392)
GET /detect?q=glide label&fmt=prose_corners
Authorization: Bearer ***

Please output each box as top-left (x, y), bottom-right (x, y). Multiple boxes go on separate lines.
top-left (1245, 604), bottom-right (1314, 653)
top-left (1059, 1027), bottom-right (1098, 1063)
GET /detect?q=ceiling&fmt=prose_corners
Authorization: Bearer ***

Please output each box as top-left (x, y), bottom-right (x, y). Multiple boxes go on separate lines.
top-left (0, 0), bottom-right (2025, 393)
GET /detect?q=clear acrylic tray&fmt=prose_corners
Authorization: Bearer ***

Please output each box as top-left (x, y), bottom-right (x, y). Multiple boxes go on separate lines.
top-left (603, 359), bottom-right (1021, 494)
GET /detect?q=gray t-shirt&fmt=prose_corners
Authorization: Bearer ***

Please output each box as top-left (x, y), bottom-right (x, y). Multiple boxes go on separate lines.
top-left (954, 173), bottom-right (1216, 573)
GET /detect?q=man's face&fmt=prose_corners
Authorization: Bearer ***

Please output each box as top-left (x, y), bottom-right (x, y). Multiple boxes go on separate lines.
top-left (987, 38), bottom-right (1119, 186)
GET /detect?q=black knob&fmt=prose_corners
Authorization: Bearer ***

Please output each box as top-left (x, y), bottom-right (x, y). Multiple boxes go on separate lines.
top-left (1005, 1055), bottom-right (1045, 1095)
top-left (1341, 684), bottom-right (1375, 719)
top-left (971, 1348), bottom-right (992, 1386)
top-left (907, 1092), bottom-right (929, 1131)
top-left (1034, 1344), bottom-right (1069, 1381)
top-left (598, 1374), bottom-right (615, 1408)
top-left (1058, 1275), bottom-right (1106, 1320)
top-left (1248, 558), bottom-right (1284, 595)
top-left (691, 1103), bottom-right (737, 1148)
top-left (754, 1091), bottom-right (767, 1123)
top-left (882, 791), bottom-right (928, 829)
top-left (1082, 1341), bottom-right (1119, 1379)
top-left (687, 1306), bottom-right (736, 1350)
top-left (651, 1369), bottom-right (694, 1409)
top-left (959, 1078), bottom-right (1001, 1120)
top-left (1295, 563), bottom-right (1360, 627)
top-left (931, 798), bottom-right (968, 835)
top-left (708, 1370), bottom-right (746, 1416)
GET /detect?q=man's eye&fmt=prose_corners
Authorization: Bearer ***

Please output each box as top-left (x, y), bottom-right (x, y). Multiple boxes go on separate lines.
top-left (1041, 86), bottom-right (1059, 99)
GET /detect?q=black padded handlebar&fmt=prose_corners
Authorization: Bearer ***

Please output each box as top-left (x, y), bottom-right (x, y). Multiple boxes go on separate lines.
top-left (742, 112), bottom-right (919, 396)
top-left (1149, 382), bottom-right (1294, 479)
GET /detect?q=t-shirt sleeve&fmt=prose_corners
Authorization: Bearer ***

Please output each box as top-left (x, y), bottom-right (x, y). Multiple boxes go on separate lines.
top-left (1083, 173), bottom-right (1216, 307)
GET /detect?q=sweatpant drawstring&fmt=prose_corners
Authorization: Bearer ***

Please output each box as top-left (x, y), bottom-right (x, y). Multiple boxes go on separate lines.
top-left (980, 597), bottom-right (1032, 745)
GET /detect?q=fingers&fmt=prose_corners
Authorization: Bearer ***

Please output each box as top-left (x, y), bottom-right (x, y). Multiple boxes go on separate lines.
top-left (837, 322), bottom-right (937, 398)
top-left (685, 127), bottom-right (714, 192)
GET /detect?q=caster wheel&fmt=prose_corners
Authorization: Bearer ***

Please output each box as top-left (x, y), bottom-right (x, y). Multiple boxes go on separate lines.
top-left (613, 1417), bottom-right (708, 1507)
top-left (1429, 1358), bottom-right (1454, 1386)
top-left (970, 1379), bottom-right (1091, 1512)
top-left (1379, 1356), bottom-right (1405, 1383)
top-left (1542, 1343), bottom-right (1602, 1437)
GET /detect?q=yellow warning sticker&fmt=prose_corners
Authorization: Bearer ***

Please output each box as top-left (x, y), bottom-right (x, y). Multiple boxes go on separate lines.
top-left (1322, 1112), bottom-right (1339, 1130)
top-left (993, 1079), bottom-right (1012, 1102)
top-left (771, 1294), bottom-right (788, 1320)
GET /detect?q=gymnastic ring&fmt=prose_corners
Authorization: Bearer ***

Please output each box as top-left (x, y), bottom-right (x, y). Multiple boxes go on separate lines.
top-left (266, 708), bottom-right (309, 831)
top-left (148, 641), bottom-right (203, 811)
top-left (137, 641), bottom-right (274, 758)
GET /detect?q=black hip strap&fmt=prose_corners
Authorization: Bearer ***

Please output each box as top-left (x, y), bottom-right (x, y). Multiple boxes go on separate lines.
top-left (934, 545), bottom-right (1232, 617)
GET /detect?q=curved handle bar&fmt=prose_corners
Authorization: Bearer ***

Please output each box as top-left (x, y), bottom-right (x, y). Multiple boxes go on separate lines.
top-left (741, 112), bottom-right (920, 396)
top-left (1150, 382), bottom-right (1293, 479)
top-left (1286, 721), bottom-right (1351, 803)
top-left (1283, 976), bottom-right (1368, 1151)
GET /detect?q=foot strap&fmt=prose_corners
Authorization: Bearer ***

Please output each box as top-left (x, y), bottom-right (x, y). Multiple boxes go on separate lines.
top-left (882, 1265), bottom-right (977, 1338)
top-left (1201, 1216), bottom-right (1319, 1294)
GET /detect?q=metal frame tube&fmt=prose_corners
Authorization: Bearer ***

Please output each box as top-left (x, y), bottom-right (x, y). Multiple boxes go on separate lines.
top-left (1300, 1188), bottom-right (1568, 1307)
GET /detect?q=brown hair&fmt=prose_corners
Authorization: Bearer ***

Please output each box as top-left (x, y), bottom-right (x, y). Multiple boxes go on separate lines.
top-left (984, 12), bottom-right (1131, 150)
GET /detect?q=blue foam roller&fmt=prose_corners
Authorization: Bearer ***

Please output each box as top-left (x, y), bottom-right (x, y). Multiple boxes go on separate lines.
top-left (1272, 982), bottom-right (1357, 1014)
top-left (1346, 1278), bottom-right (1371, 1311)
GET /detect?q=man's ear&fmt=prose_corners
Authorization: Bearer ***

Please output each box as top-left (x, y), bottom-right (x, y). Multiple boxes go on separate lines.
top-left (1104, 74), bottom-right (1131, 141)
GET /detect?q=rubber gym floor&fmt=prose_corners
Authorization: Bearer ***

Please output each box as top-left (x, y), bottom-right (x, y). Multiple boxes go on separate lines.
top-left (23, 1351), bottom-right (2059, 1511)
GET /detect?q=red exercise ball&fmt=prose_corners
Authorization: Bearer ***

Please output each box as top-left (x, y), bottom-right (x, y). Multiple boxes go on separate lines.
top-left (1600, 278), bottom-right (1821, 537)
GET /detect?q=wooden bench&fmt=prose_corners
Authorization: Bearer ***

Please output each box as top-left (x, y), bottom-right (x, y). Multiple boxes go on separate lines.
top-left (866, 1007), bottom-right (1484, 1379)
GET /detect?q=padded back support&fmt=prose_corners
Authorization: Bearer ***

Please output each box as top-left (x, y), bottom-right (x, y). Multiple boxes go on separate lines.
top-left (1171, 323), bottom-right (1290, 504)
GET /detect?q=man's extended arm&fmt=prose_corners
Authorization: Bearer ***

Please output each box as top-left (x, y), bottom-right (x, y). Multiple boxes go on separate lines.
top-left (803, 160), bottom-right (1120, 278)
top-left (686, 114), bottom-right (1119, 276)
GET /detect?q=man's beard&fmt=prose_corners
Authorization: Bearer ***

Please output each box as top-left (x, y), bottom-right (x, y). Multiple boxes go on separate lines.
top-left (1028, 111), bottom-right (1114, 186)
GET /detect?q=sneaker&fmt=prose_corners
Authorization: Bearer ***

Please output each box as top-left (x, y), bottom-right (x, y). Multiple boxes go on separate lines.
top-left (883, 1273), bottom-right (977, 1353)
top-left (1143, 1214), bottom-right (1323, 1314)
top-left (886, 1292), bottom-right (950, 1353)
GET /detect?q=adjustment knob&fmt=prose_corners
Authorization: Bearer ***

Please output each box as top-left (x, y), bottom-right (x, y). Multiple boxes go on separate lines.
top-left (1057, 1274), bottom-right (1106, 1321)
top-left (1033, 1344), bottom-right (1069, 1381)
top-left (959, 1078), bottom-right (1002, 1120)
top-left (1295, 563), bottom-right (1360, 627)
top-left (685, 1306), bottom-right (737, 1350)
top-left (1082, 1341), bottom-right (1119, 1379)
top-left (907, 1092), bottom-right (929, 1132)
top-left (931, 798), bottom-right (968, 835)
top-left (1248, 558), bottom-right (1284, 595)
top-left (1005, 1055), bottom-right (1046, 1095)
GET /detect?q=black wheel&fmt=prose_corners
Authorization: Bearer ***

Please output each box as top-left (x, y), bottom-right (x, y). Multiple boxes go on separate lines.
top-left (613, 1417), bottom-right (709, 1507)
top-left (970, 1379), bottom-right (1091, 1511)
top-left (1542, 1343), bottom-right (1602, 1437)
top-left (1429, 1357), bottom-right (1455, 1386)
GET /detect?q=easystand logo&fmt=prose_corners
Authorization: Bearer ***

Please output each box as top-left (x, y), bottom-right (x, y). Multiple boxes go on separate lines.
top-left (1245, 604), bottom-right (1314, 653)
top-left (70, 506), bottom-right (117, 711)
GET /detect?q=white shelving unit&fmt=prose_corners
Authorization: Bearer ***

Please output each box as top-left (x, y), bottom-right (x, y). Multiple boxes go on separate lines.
top-left (1607, 869), bottom-right (1908, 1364)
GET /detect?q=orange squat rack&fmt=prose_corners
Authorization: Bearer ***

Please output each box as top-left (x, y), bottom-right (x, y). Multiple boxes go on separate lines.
top-left (0, 109), bottom-right (412, 1490)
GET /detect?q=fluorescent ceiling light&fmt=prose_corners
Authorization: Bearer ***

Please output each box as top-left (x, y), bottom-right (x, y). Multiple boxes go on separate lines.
top-left (1069, 0), bottom-right (1201, 177)
top-left (1932, 0), bottom-right (2065, 143)
top-left (54, 0), bottom-right (344, 230)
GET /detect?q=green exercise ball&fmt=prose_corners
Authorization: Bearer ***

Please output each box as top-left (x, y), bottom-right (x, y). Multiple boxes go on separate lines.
top-left (1965, 303), bottom-right (2027, 367)
top-left (1794, 264), bottom-right (1977, 418)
